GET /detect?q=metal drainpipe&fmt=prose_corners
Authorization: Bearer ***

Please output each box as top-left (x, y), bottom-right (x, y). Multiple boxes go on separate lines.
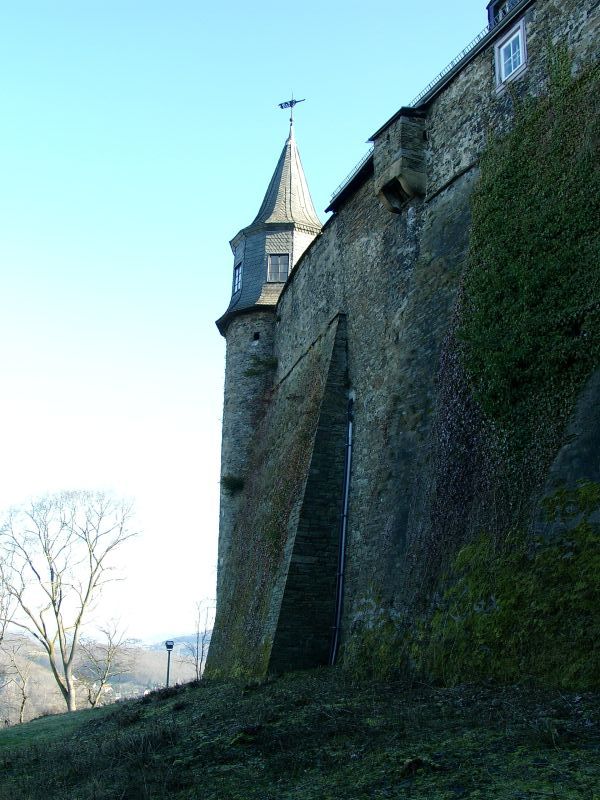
top-left (329, 394), bottom-right (354, 665)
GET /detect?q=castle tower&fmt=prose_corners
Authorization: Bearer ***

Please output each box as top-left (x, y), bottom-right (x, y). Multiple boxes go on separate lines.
top-left (215, 123), bottom-right (322, 595)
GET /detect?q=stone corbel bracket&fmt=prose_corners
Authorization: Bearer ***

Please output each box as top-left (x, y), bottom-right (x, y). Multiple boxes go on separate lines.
top-left (372, 112), bottom-right (427, 214)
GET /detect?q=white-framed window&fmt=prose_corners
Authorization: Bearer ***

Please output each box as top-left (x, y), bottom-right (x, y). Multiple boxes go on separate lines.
top-left (267, 253), bottom-right (289, 282)
top-left (233, 262), bottom-right (242, 293)
top-left (495, 19), bottom-right (527, 88)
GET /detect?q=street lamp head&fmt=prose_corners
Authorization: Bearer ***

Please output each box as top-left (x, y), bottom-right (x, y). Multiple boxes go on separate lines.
top-left (165, 640), bottom-right (174, 651)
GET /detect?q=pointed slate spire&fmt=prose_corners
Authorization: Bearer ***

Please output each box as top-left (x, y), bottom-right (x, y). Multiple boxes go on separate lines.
top-left (216, 124), bottom-right (322, 335)
top-left (250, 125), bottom-right (322, 231)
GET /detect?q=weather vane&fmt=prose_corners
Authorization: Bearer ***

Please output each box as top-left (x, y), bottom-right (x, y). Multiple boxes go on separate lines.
top-left (278, 95), bottom-right (305, 125)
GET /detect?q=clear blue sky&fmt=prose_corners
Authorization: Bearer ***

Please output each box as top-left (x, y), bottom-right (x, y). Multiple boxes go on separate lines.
top-left (0, 0), bottom-right (488, 644)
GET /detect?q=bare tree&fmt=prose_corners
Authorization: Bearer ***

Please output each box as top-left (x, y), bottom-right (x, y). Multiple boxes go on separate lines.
top-left (0, 658), bottom-right (9, 696)
top-left (0, 661), bottom-right (12, 726)
top-left (0, 556), bottom-right (16, 645)
top-left (76, 621), bottom-right (137, 707)
top-left (1, 639), bottom-right (32, 724)
top-left (0, 491), bottom-right (138, 712)
top-left (179, 600), bottom-right (214, 681)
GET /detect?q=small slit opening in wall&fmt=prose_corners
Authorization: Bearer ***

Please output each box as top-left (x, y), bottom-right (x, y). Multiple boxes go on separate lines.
top-left (253, 332), bottom-right (260, 341)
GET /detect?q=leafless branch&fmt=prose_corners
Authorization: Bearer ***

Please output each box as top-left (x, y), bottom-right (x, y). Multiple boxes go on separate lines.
top-left (178, 599), bottom-right (214, 681)
top-left (76, 620), bottom-right (137, 707)
top-left (0, 638), bottom-right (33, 724)
top-left (0, 491), bottom-right (139, 711)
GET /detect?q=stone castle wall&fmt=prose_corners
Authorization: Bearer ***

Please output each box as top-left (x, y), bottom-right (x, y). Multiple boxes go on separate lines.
top-left (208, 0), bottom-right (599, 676)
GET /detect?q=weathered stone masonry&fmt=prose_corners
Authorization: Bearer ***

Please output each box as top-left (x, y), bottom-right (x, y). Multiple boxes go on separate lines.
top-left (207, 0), bottom-right (599, 677)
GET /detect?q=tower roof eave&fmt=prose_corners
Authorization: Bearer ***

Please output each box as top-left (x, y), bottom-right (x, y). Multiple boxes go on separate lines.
top-left (231, 220), bottom-right (321, 247)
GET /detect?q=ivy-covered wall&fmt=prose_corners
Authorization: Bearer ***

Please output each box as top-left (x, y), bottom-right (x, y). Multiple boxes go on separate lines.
top-left (460, 55), bottom-right (600, 456)
top-left (345, 58), bottom-right (600, 689)
top-left (420, 58), bottom-right (600, 688)
top-left (209, 0), bottom-right (600, 687)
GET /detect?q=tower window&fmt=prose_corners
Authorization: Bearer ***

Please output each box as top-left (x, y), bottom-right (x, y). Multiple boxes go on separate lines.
top-left (233, 262), bottom-right (242, 293)
top-left (495, 20), bottom-right (527, 87)
top-left (267, 254), bottom-right (290, 282)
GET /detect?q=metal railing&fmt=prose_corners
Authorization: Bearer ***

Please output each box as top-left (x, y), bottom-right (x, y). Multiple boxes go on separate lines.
top-left (410, 0), bottom-right (524, 106)
top-left (410, 27), bottom-right (491, 107)
top-left (329, 148), bottom-right (374, 205)
top-left (329, 0), bottom-right (525, 203)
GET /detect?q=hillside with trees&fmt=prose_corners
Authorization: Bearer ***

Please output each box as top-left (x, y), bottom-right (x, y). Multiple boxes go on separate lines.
top-left (0, 633), bottom-right (198, 725)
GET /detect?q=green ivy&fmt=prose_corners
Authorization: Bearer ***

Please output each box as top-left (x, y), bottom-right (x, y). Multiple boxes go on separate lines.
top-left (459, 56), bottom-right (600, 443)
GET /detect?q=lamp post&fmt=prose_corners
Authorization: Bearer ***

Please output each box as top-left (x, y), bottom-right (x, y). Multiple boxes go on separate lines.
top-left (165, 640), bottom-right (174, 688)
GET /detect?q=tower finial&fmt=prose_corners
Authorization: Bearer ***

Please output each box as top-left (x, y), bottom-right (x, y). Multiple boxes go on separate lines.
top-left (278, 95), bottom-right (305, 127)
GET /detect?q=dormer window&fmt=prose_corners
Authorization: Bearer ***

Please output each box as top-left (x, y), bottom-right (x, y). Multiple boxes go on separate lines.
top-left (495, 19), bottom-right (527, 87)
top-left (267, 254), bottom-right (289, 282)
top-left (493, 1), bottom-right (510, 23)
top-left (233, 262), bottom-right (242, 293)
top-left (488, 0), bottom-right (514, 28)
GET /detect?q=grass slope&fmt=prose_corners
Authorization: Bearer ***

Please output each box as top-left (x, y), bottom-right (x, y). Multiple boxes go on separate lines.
top-left (0, 669), bottom-right (598, 799)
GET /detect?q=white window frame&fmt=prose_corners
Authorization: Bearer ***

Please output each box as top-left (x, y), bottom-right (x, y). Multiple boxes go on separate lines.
top-left (233, 262), bottom-right (242, 293)
top-left (267, 253), bottom-right (290, 283)
top-left (495, 18), bottom-right (527, 90)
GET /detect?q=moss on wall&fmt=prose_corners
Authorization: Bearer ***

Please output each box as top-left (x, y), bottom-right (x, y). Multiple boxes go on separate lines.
top-left (344, 484), bottom-right (599, 690)
top-left (342, 597), bottom-right (406, 682)
top-left (418, 482), bottom-right (600, 689)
